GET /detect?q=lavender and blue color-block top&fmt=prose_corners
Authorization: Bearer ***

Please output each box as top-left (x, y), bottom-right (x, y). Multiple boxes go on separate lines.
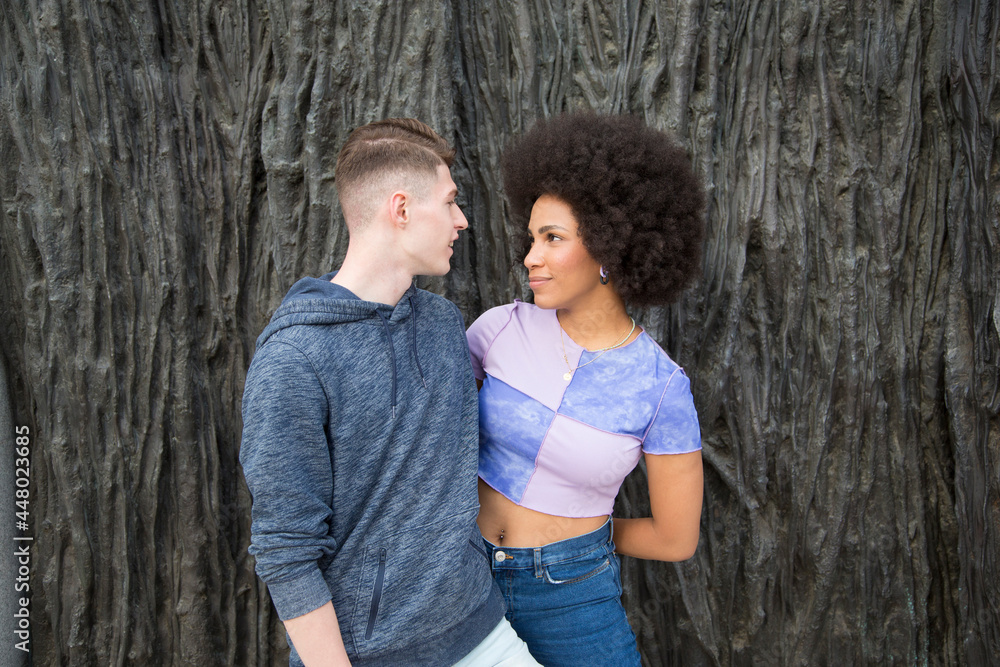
top-left (468, 301), bottom-right (701, 518)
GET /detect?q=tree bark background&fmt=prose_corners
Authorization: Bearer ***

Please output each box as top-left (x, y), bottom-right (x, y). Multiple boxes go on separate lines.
top-left (0, 0), bottom-right (996, 665)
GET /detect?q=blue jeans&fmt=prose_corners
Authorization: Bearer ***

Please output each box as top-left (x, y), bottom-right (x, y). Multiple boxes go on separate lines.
top-left (484, 519), bottom-right (641, 667)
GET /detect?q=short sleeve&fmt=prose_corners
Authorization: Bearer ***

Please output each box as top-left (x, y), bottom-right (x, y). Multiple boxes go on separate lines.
top-left (466, 304), bottom-right (517, 381)
top-left (642, 368), bottom-right (702, 455)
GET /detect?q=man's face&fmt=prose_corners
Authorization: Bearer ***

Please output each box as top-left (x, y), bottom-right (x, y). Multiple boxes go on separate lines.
top-left (401, 164), bottom-right (469, 276)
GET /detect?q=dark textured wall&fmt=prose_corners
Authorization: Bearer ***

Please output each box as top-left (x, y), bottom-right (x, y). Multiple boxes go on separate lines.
top-left (0, 0), bottom-right (997, 664)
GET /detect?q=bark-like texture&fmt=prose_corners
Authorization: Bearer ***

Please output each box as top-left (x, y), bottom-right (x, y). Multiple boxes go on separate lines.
top-left (1, 1), bottom-right (273, 663)
top-left (0, 0), bottom-right (996, 664)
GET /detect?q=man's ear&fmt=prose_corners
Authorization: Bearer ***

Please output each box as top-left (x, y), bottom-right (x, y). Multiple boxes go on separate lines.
top-left (389, 191), bottom-right (409, 229)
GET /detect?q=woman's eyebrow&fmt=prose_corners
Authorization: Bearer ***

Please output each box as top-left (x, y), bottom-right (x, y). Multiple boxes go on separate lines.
top-left (534, 225), bottom-right (568, 234)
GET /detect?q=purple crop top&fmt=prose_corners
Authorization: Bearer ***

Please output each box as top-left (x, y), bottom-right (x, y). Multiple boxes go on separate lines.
top-left (467, 301), bottom-right (701, 518)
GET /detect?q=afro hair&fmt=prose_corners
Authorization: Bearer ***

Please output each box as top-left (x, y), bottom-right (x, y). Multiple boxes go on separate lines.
top-left (501, 113), bottom-right (705, 307)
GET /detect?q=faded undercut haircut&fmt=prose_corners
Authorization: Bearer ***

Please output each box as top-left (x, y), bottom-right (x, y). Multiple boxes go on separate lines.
top-left (335, 118), bottom-right (456, 229)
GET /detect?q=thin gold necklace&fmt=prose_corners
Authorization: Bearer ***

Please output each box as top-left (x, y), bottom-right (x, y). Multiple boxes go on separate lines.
top-left (558, 317), bottom-right (636, 381)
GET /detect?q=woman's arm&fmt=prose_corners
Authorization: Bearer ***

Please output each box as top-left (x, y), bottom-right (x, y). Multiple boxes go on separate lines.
top-left (612, 451), bottom-right (703, 561)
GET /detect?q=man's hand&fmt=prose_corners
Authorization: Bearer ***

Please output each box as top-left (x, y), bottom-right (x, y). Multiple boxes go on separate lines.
top-left (283, 601), bottom-right (353, 667)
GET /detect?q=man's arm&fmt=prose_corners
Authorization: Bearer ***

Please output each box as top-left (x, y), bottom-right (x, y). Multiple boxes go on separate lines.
top-left (240, 342), bottom-right (345, 654)
top-left (283, 602), bottom-right (352, 667)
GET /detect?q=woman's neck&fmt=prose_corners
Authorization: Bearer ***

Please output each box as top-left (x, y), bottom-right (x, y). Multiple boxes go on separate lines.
top-left (556, 296), bottom-right (634, 350)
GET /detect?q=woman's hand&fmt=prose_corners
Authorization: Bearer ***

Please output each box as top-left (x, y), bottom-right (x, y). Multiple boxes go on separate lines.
top-left (612, 451), bottom-right (703, 561)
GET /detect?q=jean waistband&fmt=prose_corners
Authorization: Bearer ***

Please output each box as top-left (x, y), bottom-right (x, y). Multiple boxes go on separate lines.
top-left (483, 518), bottom-right (613, 571)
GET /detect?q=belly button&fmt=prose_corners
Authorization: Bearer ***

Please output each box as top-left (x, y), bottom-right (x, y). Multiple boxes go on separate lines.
top-left (498, 528), bottom-right (505, 543)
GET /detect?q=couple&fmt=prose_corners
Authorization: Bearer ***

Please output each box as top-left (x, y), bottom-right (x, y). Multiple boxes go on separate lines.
top-left (240, 114), bottom-right (705, 667)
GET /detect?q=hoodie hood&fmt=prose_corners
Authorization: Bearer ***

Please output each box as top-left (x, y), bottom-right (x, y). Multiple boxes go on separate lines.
top-left (256, 272), bottom-right (408, 348)
top-left (257, 271), bottom-right (425, 416)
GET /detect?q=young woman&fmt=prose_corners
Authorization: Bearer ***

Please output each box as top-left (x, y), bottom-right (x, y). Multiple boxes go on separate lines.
top-left (467, 113), bottom-right (705, 666)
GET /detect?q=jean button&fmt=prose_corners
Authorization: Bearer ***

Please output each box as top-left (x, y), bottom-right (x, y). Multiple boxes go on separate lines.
top-left (494, 550), bottom-right (506, 562)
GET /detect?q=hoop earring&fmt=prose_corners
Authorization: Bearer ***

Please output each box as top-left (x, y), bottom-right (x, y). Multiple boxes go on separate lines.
top-left (599, 266), bottom-right (610, 285)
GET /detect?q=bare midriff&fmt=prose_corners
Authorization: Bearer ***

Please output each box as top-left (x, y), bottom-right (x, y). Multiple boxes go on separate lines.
top-left (477, 478), bottom-right (608, 548)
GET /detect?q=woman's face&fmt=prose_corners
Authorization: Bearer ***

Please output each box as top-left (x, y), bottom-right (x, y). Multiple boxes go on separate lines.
top-left (523, 195), bottom-right (604, 311)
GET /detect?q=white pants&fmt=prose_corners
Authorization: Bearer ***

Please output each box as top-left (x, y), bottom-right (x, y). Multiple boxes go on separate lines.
top-left (452, 618), bottom-right (541, 667)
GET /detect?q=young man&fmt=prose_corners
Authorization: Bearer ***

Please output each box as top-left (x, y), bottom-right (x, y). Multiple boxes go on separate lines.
top-left (240, 119), bottom-right (538, 666)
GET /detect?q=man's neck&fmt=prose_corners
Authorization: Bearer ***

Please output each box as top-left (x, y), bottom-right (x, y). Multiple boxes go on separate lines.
top-left (331, 245), bottom-right (414, 307)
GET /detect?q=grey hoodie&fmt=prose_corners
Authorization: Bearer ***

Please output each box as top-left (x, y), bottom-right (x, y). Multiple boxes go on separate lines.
top-left (240, 273), bottom-right (503, 666)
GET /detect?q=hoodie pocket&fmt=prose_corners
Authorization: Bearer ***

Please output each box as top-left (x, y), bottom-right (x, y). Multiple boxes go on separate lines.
top-left (364, 548), bottom-right (387, 640)
top-left (350, 518), bottom-right (496, 658)
top-left (468, 539), bottom-right (491, 568)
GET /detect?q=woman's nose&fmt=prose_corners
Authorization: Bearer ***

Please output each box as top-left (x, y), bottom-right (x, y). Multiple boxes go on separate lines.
top-left (524, 242), bottom-right (542, 268)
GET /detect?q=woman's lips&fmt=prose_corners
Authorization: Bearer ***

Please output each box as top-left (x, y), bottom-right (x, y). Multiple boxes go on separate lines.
top-left (528, 276), bottom-right (550, 289)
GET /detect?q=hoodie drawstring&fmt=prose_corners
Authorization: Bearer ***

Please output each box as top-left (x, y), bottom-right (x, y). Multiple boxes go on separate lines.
top-left (375, 311), bottom-right (398, 419)
top-left (409, 295), bottom-right (428, 389)
top-left (377, 296), bottom-right (428, 418)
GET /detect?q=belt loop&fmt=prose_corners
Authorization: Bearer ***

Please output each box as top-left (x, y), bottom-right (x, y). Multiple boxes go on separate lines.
top-left (533, 547), bottom-right (543, 578)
